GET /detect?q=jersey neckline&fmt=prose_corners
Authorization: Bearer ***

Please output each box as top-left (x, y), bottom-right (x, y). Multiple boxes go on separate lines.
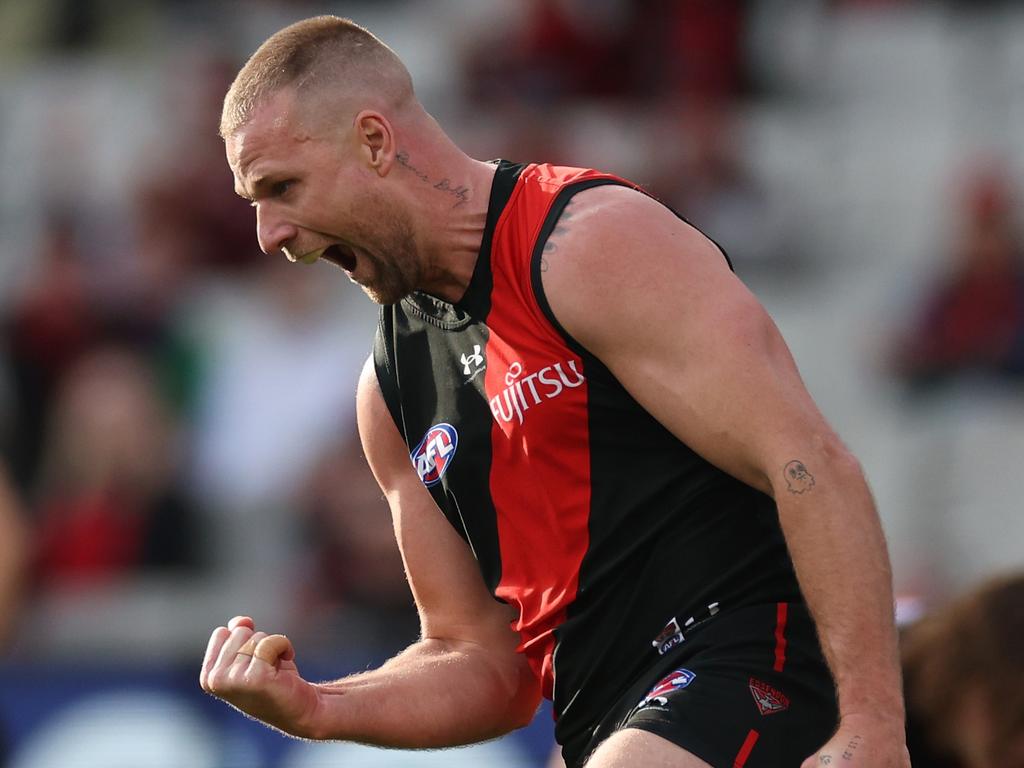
top-left (400, 159), bottom-right (526, 327)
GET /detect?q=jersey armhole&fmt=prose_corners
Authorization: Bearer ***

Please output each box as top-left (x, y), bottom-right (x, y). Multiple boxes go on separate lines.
top-left (529, 180), bottom-right (735, 357)
top-left (373, 309), bottom-right (410, 445)
top-left (528, 178), bottom-right (630, 358)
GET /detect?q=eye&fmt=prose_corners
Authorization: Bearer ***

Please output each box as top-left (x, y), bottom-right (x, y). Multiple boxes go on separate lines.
top-left (271, 180), bottom-right (294, 198)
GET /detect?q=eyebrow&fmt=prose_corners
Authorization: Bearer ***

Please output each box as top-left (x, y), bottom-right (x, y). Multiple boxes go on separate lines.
top-left (235, 174), bottom-right (270, 202)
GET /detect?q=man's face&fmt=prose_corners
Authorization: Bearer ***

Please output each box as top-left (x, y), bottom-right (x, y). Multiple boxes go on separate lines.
top-left (225, 88), bottom-right (420, 304)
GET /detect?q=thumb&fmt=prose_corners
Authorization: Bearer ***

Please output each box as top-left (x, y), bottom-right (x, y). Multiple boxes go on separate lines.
top-left (253, 633), bottom-right (295, 666)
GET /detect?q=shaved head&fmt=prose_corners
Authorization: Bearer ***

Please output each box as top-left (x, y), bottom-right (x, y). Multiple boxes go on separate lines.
top-left (220, 15), bottom-right (415, 138)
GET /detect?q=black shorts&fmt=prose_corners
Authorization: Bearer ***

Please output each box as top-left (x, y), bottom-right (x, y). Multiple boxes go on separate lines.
top-left (563, 602), bottom-right (839, 767)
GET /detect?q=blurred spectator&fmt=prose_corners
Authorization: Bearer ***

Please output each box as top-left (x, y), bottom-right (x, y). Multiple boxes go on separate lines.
top-left (834, 0), bottom-right (916, 8)
top-left (902, 570), bottom-right (1024, 768)
top-left (31, 345), bottom-right (200, 588)
top-left (1, 205), bottom-right (208, 486)
top-left (293, 438), bottom-right (418, 659)
top-left (133, 52), bottom-right (260, 276)
top-left (0, 461), bottom-right (27, 647)
top-left (462, 0), bottom-right (748, 107)
top-left (462, 0), bottom-right (636, 107)
top-left (661, 0), bottom-right (748, 103)
top-left (647, 102), bottom-right (792, 272)
top-left (891, 167), bottom-right (1024, 391)
top-left (2, 211), bottom-right (105, 491)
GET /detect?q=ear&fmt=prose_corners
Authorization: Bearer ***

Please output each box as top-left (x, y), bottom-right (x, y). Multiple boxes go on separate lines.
top-left (354, 110), bottom-right (395, 176)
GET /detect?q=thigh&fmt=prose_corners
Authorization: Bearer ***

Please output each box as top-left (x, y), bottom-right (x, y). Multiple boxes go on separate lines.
top-left (585, 728), bottom-right (712, 768)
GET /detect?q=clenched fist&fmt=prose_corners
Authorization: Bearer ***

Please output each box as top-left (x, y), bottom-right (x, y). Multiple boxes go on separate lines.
top-left (200, 615), bottom-right (321, 738)
top-left (800, 714), bottom-right (911, 768)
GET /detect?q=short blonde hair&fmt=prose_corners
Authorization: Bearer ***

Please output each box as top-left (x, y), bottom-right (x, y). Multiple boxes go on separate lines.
top-left (220, 15), bottom-right (413, 138)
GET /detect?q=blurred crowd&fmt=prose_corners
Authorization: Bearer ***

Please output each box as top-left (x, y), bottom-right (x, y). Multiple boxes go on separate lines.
top-left (1, 0), bottom-right (1023, 766)
top-left (889, 166), bottom-right (1024, 392)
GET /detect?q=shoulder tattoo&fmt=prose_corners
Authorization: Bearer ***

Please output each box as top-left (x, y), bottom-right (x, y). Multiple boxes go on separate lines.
top-left (540, 201), bottom-right (577, 270)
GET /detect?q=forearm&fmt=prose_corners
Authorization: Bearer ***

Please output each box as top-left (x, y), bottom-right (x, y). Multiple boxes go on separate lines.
top-left (773, 448), bottom-right (904, 722)
top-left (305, 637), bottom-right (540, 746)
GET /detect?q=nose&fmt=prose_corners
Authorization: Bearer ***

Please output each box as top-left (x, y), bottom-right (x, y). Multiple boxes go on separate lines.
top-left (255, 205), bottom-right (298, 257)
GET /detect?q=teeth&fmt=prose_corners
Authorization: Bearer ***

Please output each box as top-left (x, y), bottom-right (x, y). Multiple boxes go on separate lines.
top-left (298, 247), bottom-right (324, 265)
top-left (282, 246), bottom-right (325, 265)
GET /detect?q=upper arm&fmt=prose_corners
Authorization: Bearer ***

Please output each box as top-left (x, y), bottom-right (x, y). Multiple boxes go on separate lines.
top-left (355, 357), bottom-right (520, 646)
top-left (541, 187), bottom-right (851, 496)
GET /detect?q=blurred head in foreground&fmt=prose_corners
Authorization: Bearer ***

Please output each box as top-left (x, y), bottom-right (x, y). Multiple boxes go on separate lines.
top-left (902, 571), bottom-right (1024, 768)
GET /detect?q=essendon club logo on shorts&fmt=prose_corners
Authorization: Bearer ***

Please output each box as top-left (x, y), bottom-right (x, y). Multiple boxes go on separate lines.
top-left (411, 423), bottom-right (458, 486)
top-left (749, 677), bottom-right (789, 715)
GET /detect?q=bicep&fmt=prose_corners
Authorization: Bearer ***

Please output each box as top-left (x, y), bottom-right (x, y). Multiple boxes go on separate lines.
top-left (356, 358), bottom-right (519, 644)
top-left (544, 189), bottom-right (844, 496)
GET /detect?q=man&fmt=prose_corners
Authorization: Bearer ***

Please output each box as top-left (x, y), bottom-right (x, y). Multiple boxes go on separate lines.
top-left (201, 15), bottom-right (910, 768)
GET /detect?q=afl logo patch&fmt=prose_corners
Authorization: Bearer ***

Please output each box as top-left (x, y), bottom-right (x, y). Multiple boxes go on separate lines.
top-left (647, 668), bottom-right (695, 699)
top-left (411, 423), bottom-right (458, 487)
top-left (637, 668), bottom-right (696, 709)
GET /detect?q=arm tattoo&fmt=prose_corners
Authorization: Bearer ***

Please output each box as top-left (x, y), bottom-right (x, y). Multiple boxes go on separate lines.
top-left (820, 757), bottom-right (832, 765)
top-left (539, 204), bottom-right (575, 271)
top-left (395, 151), bottom-right (470, 207)
top-left (783, 460), bottom-right (816, 494)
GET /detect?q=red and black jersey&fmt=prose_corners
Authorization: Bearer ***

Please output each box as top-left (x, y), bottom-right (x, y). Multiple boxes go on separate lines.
top-left (373, 160), bottom-right (804, 748)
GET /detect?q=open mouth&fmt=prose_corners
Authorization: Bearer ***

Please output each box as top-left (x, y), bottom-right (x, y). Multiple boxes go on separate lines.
top-left (322, 244), bottom-right (358, 272)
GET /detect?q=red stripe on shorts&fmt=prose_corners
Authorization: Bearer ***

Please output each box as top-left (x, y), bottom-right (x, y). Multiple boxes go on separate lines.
top-left (773, 601), bottom-right (789, 672)
top-left (733, 729), bottom-right (760, 768)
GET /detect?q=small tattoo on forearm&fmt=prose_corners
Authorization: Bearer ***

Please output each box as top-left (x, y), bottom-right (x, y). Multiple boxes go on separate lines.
top-left (842, 735), bottom-right (862, 760)
top-left (784, 460), bottom-right (815, 494)
top-left (820, 757), bottom-right (832, 765)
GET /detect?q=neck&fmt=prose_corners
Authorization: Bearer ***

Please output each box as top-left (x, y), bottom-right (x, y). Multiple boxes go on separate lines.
top-left (396, 112), bottom-right (497, 303)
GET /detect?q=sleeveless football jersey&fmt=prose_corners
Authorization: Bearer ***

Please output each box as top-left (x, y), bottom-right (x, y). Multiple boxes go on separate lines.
top-left (373, 160), bottom-right (804, 747)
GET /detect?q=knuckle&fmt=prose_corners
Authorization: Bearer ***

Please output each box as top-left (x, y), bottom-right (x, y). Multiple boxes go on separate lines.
top-left (207, 670), bottom-right (228, 694)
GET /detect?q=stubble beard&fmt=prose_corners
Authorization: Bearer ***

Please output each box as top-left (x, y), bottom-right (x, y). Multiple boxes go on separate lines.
top-left (358, 220), bottom-right (421, 306)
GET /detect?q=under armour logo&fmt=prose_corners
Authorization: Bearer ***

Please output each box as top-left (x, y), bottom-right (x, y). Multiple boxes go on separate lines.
top-left (461, 345), bottom-right (485, 379)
